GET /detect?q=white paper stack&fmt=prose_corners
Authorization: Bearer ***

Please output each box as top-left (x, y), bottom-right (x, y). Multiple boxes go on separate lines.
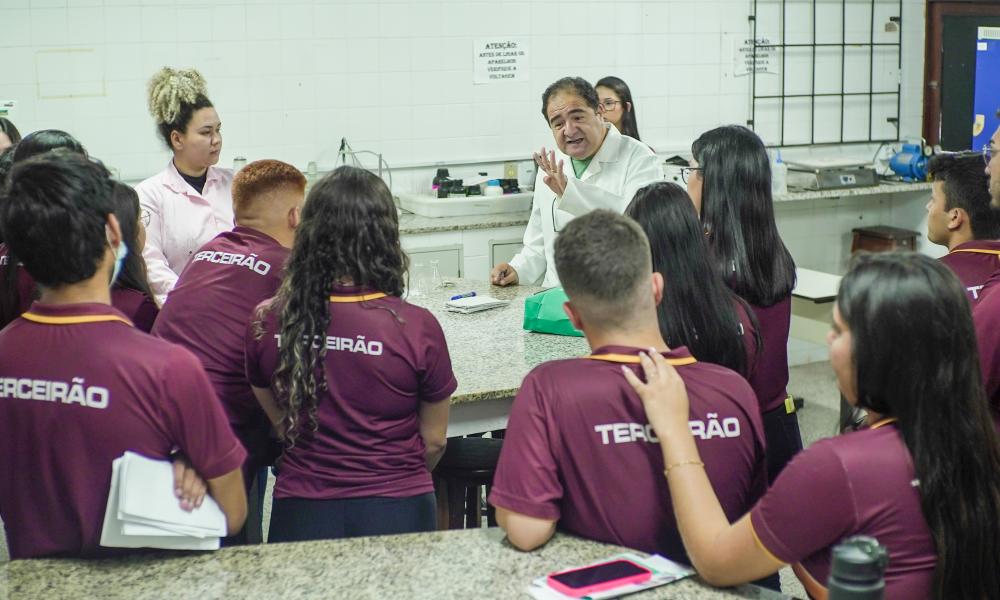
top-left (100, 451), bottom-right (226, 551)
top-left (444, 295), bottom-right (509, 314)
top-left (528, 553), bottom-right (695, 600)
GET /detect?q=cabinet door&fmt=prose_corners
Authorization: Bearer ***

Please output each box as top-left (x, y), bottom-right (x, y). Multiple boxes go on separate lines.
top-left (408, 246), bottom-right (462, 278)
top-left (490, 239), bottom-right (523, 267)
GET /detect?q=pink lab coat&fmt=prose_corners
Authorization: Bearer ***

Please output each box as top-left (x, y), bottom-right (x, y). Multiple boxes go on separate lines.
top-left (136, 161), bottom-right (235, 304)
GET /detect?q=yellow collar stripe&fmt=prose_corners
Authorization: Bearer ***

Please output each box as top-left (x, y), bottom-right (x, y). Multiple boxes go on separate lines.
top-left (869, 417), bottom-right (898, 430)
top-left (587, 353), bottom-right (697, 366)
top-left (21, 313), bottom-right (134, 327)
top-left (950, 248), bottom-right (1000, 256)
top-left (328, 293), bottom-right (388, 303)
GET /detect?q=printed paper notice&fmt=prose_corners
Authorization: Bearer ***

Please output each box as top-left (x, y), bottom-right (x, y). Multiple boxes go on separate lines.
top-left (474, 38), bottom-right (529, 85)
top-left (733, 37), bottom-right (777, 77)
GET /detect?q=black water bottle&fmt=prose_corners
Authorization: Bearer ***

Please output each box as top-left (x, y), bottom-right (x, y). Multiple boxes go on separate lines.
top-left (827, 536), bottom-right (889, 600)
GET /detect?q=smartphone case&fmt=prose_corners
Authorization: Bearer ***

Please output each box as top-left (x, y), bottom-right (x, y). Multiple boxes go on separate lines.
top-left (546, 559), bottom-right (653, 597)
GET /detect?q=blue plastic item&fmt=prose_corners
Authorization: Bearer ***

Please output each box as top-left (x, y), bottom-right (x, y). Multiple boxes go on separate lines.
top-left (889, 144), bottom-right (928, 182)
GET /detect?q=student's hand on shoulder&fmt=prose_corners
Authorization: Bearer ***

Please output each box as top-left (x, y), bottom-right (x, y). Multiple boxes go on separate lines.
top-left (491, 262), bottom-right (519, 286)
top-left (171, 454), bottom-right (208, 511)
top-left (622, 349), bottom-right (691, 437)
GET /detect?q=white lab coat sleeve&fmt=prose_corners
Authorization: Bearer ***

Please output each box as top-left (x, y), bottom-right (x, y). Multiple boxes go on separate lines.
top-left (137, 187), bottom-right (179, 305)
top-left (508, 190), bottom-right (547, 286)
top-left (556, 151), bottom-right (663, 216)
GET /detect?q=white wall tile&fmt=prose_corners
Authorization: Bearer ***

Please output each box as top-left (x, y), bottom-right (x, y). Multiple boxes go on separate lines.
top-left (4, 0), bottom-right (927, 182)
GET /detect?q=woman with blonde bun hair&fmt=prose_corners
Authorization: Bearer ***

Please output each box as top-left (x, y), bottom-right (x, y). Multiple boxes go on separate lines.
top-left (136, 67), bottom-right (234, 303)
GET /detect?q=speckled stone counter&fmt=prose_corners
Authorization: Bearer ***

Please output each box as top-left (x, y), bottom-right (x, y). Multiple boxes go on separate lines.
top-left (399, 210), bottom-right (530, 235)
top-left (406, 279), bottom-right (589, 406)
top-left (0, 529), bottom-right (788, 600)
top-left (774, 180), bottom-right (931, 203)
top-left (395, 181), bottom-right (929, 234)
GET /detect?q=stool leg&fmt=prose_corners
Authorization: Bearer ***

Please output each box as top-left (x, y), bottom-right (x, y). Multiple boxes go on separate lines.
top-left (485, 484), bottom-right (497, 527)
top-left (447, 478), bottom-right (466, 529)
top-left (433, 474), bottom-right (450, 531)
top-left (465, 483), bottom-right (481, 528)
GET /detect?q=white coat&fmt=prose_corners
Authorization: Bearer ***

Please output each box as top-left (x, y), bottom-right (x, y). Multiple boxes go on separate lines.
top-left (509, 124), bottom-right (663, 288)
top-left (136, 161), bottom-right (235, 304)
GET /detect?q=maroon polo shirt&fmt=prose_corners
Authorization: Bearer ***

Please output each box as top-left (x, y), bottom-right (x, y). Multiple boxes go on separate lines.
top-left (245, 286), bottom-right (457, 500)
top-left (111, 286), bottom-right (159, 333)
top-left (746, 296), bottom-right (792, 414)
top-left (488, 345), bottom-right (767, 562)
top-left (153, 227), bottom-right (289, 436)
top-left (751, 421), bottom-right (935, 598)
top-left (972, 291), bottom-right (1000, 421)
top-left (734, 300), bottom-right (759, 379)
top-left (938, 240), bottom-right (1000, 302)
top-left (0, 302), bottom-right (246, 559)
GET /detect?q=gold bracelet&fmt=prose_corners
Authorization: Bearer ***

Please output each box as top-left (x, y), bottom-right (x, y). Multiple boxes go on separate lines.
top-left (663, 460), bottom-right (705, 477)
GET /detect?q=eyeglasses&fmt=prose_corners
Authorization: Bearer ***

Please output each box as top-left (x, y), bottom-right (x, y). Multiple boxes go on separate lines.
top-left (140, 209), bottom-right (151, 227)
top-left (680, 167), bottom-right (702, 184)
top-left (985, 142), bottom-right (995, 166)
top-left (598, 99), bottom-right (620, 112)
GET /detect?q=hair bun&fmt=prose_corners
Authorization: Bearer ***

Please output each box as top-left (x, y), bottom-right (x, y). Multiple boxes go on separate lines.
top-left (147, 67), bottom-right (208, 125)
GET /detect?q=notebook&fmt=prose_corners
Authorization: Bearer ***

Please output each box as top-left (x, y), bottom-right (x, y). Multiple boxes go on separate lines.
top-left (100, 451), bottom-right (226, 550)
top-left (444, 295), bottom-right (509, 314)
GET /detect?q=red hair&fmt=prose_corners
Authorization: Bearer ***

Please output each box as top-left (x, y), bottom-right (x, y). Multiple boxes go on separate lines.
top-left (232, 159), bottom-right (306, 216)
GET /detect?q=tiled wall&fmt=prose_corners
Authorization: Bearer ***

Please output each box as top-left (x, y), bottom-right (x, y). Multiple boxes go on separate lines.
top-left (1, 0), bottom-right (926, 186)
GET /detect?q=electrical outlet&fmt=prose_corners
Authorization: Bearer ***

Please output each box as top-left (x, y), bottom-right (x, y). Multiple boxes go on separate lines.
top-left (504, 161), bottom-right (518, 179)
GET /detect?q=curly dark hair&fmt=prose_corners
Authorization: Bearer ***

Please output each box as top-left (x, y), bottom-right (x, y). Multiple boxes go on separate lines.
top-left (258, 165), bottom-right (408, 446)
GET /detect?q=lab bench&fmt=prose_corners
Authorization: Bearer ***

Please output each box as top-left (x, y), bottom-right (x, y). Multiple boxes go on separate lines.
top-left (0, 528), bottom-right (788, 599)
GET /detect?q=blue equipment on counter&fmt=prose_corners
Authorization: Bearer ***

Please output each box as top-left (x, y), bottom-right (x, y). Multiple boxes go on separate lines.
top-left (889, 144), bottom-right (928, 182)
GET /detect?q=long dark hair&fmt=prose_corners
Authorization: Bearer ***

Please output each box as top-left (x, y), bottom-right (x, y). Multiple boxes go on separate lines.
top-left (838, 252), bottom-right (1000, 600)
top-left (693, 125), bottom-right (795, 306)
top-left (109, 182), bottom-right (157, 304)
top-left (596, 76), bottom-right (641, 141)
top-left (626, 182), bottom-right (761, 377)
top-left (259, 166), bottom-right (408, 447)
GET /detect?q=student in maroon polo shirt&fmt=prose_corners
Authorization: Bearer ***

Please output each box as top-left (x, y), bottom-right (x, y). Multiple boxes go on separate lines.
top-left (626, 182), bottom-right (761, 380)
top-left (154, 159), bottom-right (305, 502)
top-left (245, 165), bottom-right (455, 542)
top-left (0, 130), bottom-right (88, 329)
top-left (0, 152), bottom-right (247, 559)
top-left (109, 181), bottom-right (159, 332)
top-left (971, 120), bottom-right (1000, 419)
top-left (925, 153), bottom-right (1000, 302)
top-left (686, 125), bottom-right (800, 483)
top-left (627, 252), bottom-right (1000, 600)
top-left (490, 210), bottom-right (767, 571)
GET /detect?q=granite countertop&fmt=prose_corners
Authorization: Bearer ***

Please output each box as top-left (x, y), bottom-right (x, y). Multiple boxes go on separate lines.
top-left (774, 180), bottom-right (932, 202)
top-left (395, 181), bottom-right (931, 234)
top-left (405, 279), bottom-right (590, 405)
top-left (398, 210), bottom-right (531, 235)
top-left (0, 529), bottom-right (789, 600)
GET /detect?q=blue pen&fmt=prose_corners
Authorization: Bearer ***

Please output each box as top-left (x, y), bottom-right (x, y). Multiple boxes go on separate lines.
top-left (450, 291), bottom-right (477, 301)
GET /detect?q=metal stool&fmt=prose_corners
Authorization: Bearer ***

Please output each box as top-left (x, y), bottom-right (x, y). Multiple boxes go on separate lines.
top-left (433, 436), bottom-right (503, 529)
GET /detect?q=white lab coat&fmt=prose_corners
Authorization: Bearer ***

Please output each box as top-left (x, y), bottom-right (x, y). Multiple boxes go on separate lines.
top-left (509, 124), bottom-right (662, 287)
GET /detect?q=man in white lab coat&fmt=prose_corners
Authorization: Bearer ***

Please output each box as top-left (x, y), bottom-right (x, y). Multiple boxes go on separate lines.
top-left (491, 77), bottom-right (662, 288)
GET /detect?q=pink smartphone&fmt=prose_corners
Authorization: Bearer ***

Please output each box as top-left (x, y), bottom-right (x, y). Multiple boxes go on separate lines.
top-left (546, 559), bottom-right (652, 597)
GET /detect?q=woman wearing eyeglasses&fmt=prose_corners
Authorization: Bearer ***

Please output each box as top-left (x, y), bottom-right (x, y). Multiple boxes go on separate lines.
top-left (686, 125), bottom-right (800, 484)
top-left (595, 76), bottom-right (642, 142)
top-left (109, 182), bottom-right (159, 333)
